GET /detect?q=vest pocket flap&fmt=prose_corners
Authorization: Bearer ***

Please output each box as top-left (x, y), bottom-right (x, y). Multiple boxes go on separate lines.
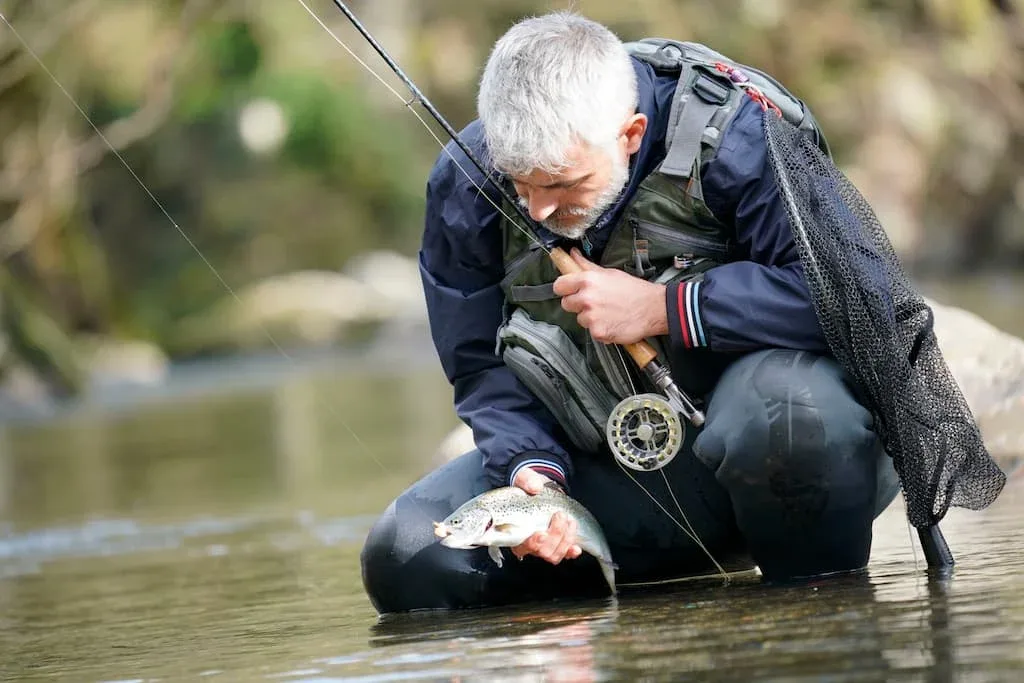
top-left (633, 219), bottom-right (731, 260)
top-left (497, 308), bottom-right (618, 451)
top-left (508, 283), bottom-right (557, 303)
top-left (501, 346), bottom-right (604, 454)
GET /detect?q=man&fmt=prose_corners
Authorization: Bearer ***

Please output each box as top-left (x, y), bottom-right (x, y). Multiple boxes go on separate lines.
top-left (360, 12), bottom-right (902, 613)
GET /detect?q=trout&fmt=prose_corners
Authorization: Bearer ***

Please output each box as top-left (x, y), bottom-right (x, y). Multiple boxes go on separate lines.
top-left (432, 484), bottom-right (617, 594)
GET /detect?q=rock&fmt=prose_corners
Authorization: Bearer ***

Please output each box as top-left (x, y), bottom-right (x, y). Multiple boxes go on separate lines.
top-left (0, 364), bottom-right (60, 420)
top-left (342, 250), bottom-right (432, 354)
top-left (171, 270), bottom-right (396, 353)
top-left (342, 250), bottom-right (427, 321)
top-left (82, 337), bottom-right (170, 390)
top-left (432, 421), bottom-right (475, 466)
top-left (929, 298), bottom-right (1024, 461)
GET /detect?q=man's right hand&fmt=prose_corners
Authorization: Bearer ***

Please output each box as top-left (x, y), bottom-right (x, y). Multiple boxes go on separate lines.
top-left (510, 467), bottom-right (583, 564)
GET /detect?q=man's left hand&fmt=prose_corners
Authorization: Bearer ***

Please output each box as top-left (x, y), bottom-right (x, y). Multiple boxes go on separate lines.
top-left (553, 247), bottom-right (668, 344)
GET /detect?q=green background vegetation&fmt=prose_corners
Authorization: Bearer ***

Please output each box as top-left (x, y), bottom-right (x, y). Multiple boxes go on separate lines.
top-left (0, 0), bottom-right (1021, 396)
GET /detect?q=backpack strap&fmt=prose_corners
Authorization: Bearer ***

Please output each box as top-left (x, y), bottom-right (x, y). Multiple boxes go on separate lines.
top-left (625, 38), bottom-right (832, 197)
top-left (660, 61), bottom-right (738, 186)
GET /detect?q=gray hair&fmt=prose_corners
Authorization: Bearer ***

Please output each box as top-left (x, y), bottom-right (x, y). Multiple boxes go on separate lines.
top-left (477, 12), bottom-right (638, 177)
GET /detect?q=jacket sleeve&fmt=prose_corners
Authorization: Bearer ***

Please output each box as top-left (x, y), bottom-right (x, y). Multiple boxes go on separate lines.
top-left (665, 99), bottom-right (829, 354)
top-left (419, 128), bottom-right (574, 489)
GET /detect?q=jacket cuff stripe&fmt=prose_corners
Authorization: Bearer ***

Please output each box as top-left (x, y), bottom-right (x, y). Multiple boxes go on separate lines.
top-left (691, 281), bottom-right (707, 346)
top-left (684, 282), bottom-right (700, 347)
top-left (676, 282), bottom-right (692, 348)
top-left (509, 459), bottom-right (567, 486)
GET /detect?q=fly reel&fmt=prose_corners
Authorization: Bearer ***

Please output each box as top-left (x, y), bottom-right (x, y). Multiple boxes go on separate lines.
top-left (606, 393), bottom-right (684, 471)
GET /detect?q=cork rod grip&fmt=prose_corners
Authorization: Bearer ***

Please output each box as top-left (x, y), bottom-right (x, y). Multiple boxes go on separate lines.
top-left (549, 246), bottom-right (658, 369)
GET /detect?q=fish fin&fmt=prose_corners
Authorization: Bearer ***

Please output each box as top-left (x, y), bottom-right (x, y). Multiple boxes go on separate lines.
top-left (599, 559), bottom-right (617, 595)
top-left (540, 481), bottom-right (567, 495)
top-left (488, 545), bottom-right (504, 568)
top-left (493, 523), bottom-right (516, 533)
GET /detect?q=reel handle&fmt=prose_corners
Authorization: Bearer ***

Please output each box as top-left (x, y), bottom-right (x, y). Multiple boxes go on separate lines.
top-left (549, 247), bottom-right (658, 368)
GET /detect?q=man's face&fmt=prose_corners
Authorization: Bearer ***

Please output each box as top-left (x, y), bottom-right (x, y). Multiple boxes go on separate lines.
top-left (508, 114), bottom-right (647, 240)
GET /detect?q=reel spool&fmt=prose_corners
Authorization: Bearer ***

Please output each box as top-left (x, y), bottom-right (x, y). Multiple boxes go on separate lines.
top-left (606, 393), bottom-right (684, 471)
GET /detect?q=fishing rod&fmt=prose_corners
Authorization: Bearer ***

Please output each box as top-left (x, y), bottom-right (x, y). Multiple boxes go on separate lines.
top-left (327, 0), bottom-right (706, 456)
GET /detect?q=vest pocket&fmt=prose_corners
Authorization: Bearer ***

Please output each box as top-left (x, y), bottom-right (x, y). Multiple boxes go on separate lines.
top-left (632, 219), bottom-right (731, 261)
top-left (498, 308), bottom-right (618, 453)
top-left (502, 347), bottom-right (604, 453)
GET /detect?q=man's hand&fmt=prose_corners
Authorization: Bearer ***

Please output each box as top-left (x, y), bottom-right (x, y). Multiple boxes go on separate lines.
top-left (553, 248), bottom-right (668, 344)
top-left (510, 467), bottom-right (583, 564)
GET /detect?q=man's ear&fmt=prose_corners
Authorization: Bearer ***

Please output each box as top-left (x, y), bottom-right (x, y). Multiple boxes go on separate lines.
top-left (621, 113), bottom-right (648, 155)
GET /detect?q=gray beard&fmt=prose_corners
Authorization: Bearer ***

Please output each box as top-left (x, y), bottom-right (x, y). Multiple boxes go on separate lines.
top-left (519, 159), bottom-right (630, 241)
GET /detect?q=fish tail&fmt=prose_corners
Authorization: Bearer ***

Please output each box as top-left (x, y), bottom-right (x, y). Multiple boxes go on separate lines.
top-left (599, 559), bottom-right (617, 595)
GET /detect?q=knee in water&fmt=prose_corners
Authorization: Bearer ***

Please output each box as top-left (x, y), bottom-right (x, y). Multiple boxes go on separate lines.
top-left (704, 351), bottom-right (844, 485)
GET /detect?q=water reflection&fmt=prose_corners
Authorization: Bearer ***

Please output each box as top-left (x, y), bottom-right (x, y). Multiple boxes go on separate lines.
top-left (370, 602), bottom-right (620, 682)
top-left (0, 354), bottom-right (1021, 681)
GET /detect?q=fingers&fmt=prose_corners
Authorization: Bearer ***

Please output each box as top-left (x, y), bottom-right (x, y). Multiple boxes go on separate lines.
top-left (560, 293), bottom-right (584, 314)
top-left (549, 513), bottom-right (579, 562)
top-left (513, 467), bottom-right (552, 495)
top-left (552, 272), bottom-right (584, 297)
top-left (570, 247), bottom-right (599, 271)
top-left (510, 513), bottom-right (581, 565)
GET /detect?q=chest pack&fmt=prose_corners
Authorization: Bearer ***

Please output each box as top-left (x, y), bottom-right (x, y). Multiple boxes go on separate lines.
top-left (495, 39), bottom-right (829, 455)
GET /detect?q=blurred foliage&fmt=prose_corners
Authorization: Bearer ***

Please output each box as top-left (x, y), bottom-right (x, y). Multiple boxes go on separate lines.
top-left (0, 0), bottom-right (1021, 396)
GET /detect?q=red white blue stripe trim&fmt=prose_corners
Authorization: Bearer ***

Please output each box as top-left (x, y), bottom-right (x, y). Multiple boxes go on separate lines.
top-left (509, 459), bottom-right (567, 486)
top-left (678, 280), bottom-right (707, 348)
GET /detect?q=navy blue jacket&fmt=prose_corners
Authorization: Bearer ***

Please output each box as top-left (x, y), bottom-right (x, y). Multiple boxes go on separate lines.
top-left (419, 57), bottom-right (828, 489)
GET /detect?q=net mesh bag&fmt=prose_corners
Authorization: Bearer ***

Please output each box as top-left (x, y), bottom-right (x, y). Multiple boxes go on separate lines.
top-left (762, 111), bottom-right (1006, 529)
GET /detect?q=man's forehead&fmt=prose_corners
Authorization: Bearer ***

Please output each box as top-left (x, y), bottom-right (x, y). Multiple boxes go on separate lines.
top-left (512, 166), bottom-right (593, 188)
top-left (508, 142), bottom-right (596, 187)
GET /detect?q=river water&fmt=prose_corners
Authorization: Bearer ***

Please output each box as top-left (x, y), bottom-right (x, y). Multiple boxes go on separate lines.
top-left (1, 349), bottom-right (1022, 682)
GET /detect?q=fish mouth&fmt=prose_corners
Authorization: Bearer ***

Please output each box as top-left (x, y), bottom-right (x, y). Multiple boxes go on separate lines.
top-left (433, 517), bottom-right (494, 548)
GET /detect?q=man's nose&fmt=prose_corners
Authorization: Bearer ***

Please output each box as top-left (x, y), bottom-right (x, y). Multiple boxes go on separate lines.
top-left (526, 189), bottom-right (559, 222)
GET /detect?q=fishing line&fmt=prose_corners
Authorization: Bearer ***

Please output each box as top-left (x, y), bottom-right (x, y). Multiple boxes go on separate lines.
top-left (906, 512), bottom-right (921, 574)
top-left (659, 469), bottom-right (727, 579)
top-left (612, 460), bottom-right (727, 578)
top-left (611, 342), bottom-right (725, 578)
top-left (0, 10), bottom-right (391, 481)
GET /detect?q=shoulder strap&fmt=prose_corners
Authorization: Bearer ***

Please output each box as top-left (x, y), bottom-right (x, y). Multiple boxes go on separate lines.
top-left (659, 57), bottom-right (739, 188)
top-left (625, 38), bottom-right (831, 190)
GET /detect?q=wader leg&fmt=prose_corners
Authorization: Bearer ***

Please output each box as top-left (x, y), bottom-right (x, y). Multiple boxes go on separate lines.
top-left (692, 349), bottom-right (901, 581)
top-left (361, 436), bottom-right (751, 613)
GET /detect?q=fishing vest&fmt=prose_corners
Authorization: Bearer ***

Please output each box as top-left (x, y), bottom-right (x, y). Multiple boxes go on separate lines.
top-left (495, 39), bottom-right (831, 454)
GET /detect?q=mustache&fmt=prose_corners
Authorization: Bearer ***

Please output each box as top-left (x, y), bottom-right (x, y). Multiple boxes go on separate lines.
top-left (515, 197), bottom-right (589, 220)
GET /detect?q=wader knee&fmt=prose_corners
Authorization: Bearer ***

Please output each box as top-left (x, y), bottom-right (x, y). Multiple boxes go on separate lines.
top-left (359, 450), bottom-right (493, 613)
top-left (693, 349), bottom-right (895, 580)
